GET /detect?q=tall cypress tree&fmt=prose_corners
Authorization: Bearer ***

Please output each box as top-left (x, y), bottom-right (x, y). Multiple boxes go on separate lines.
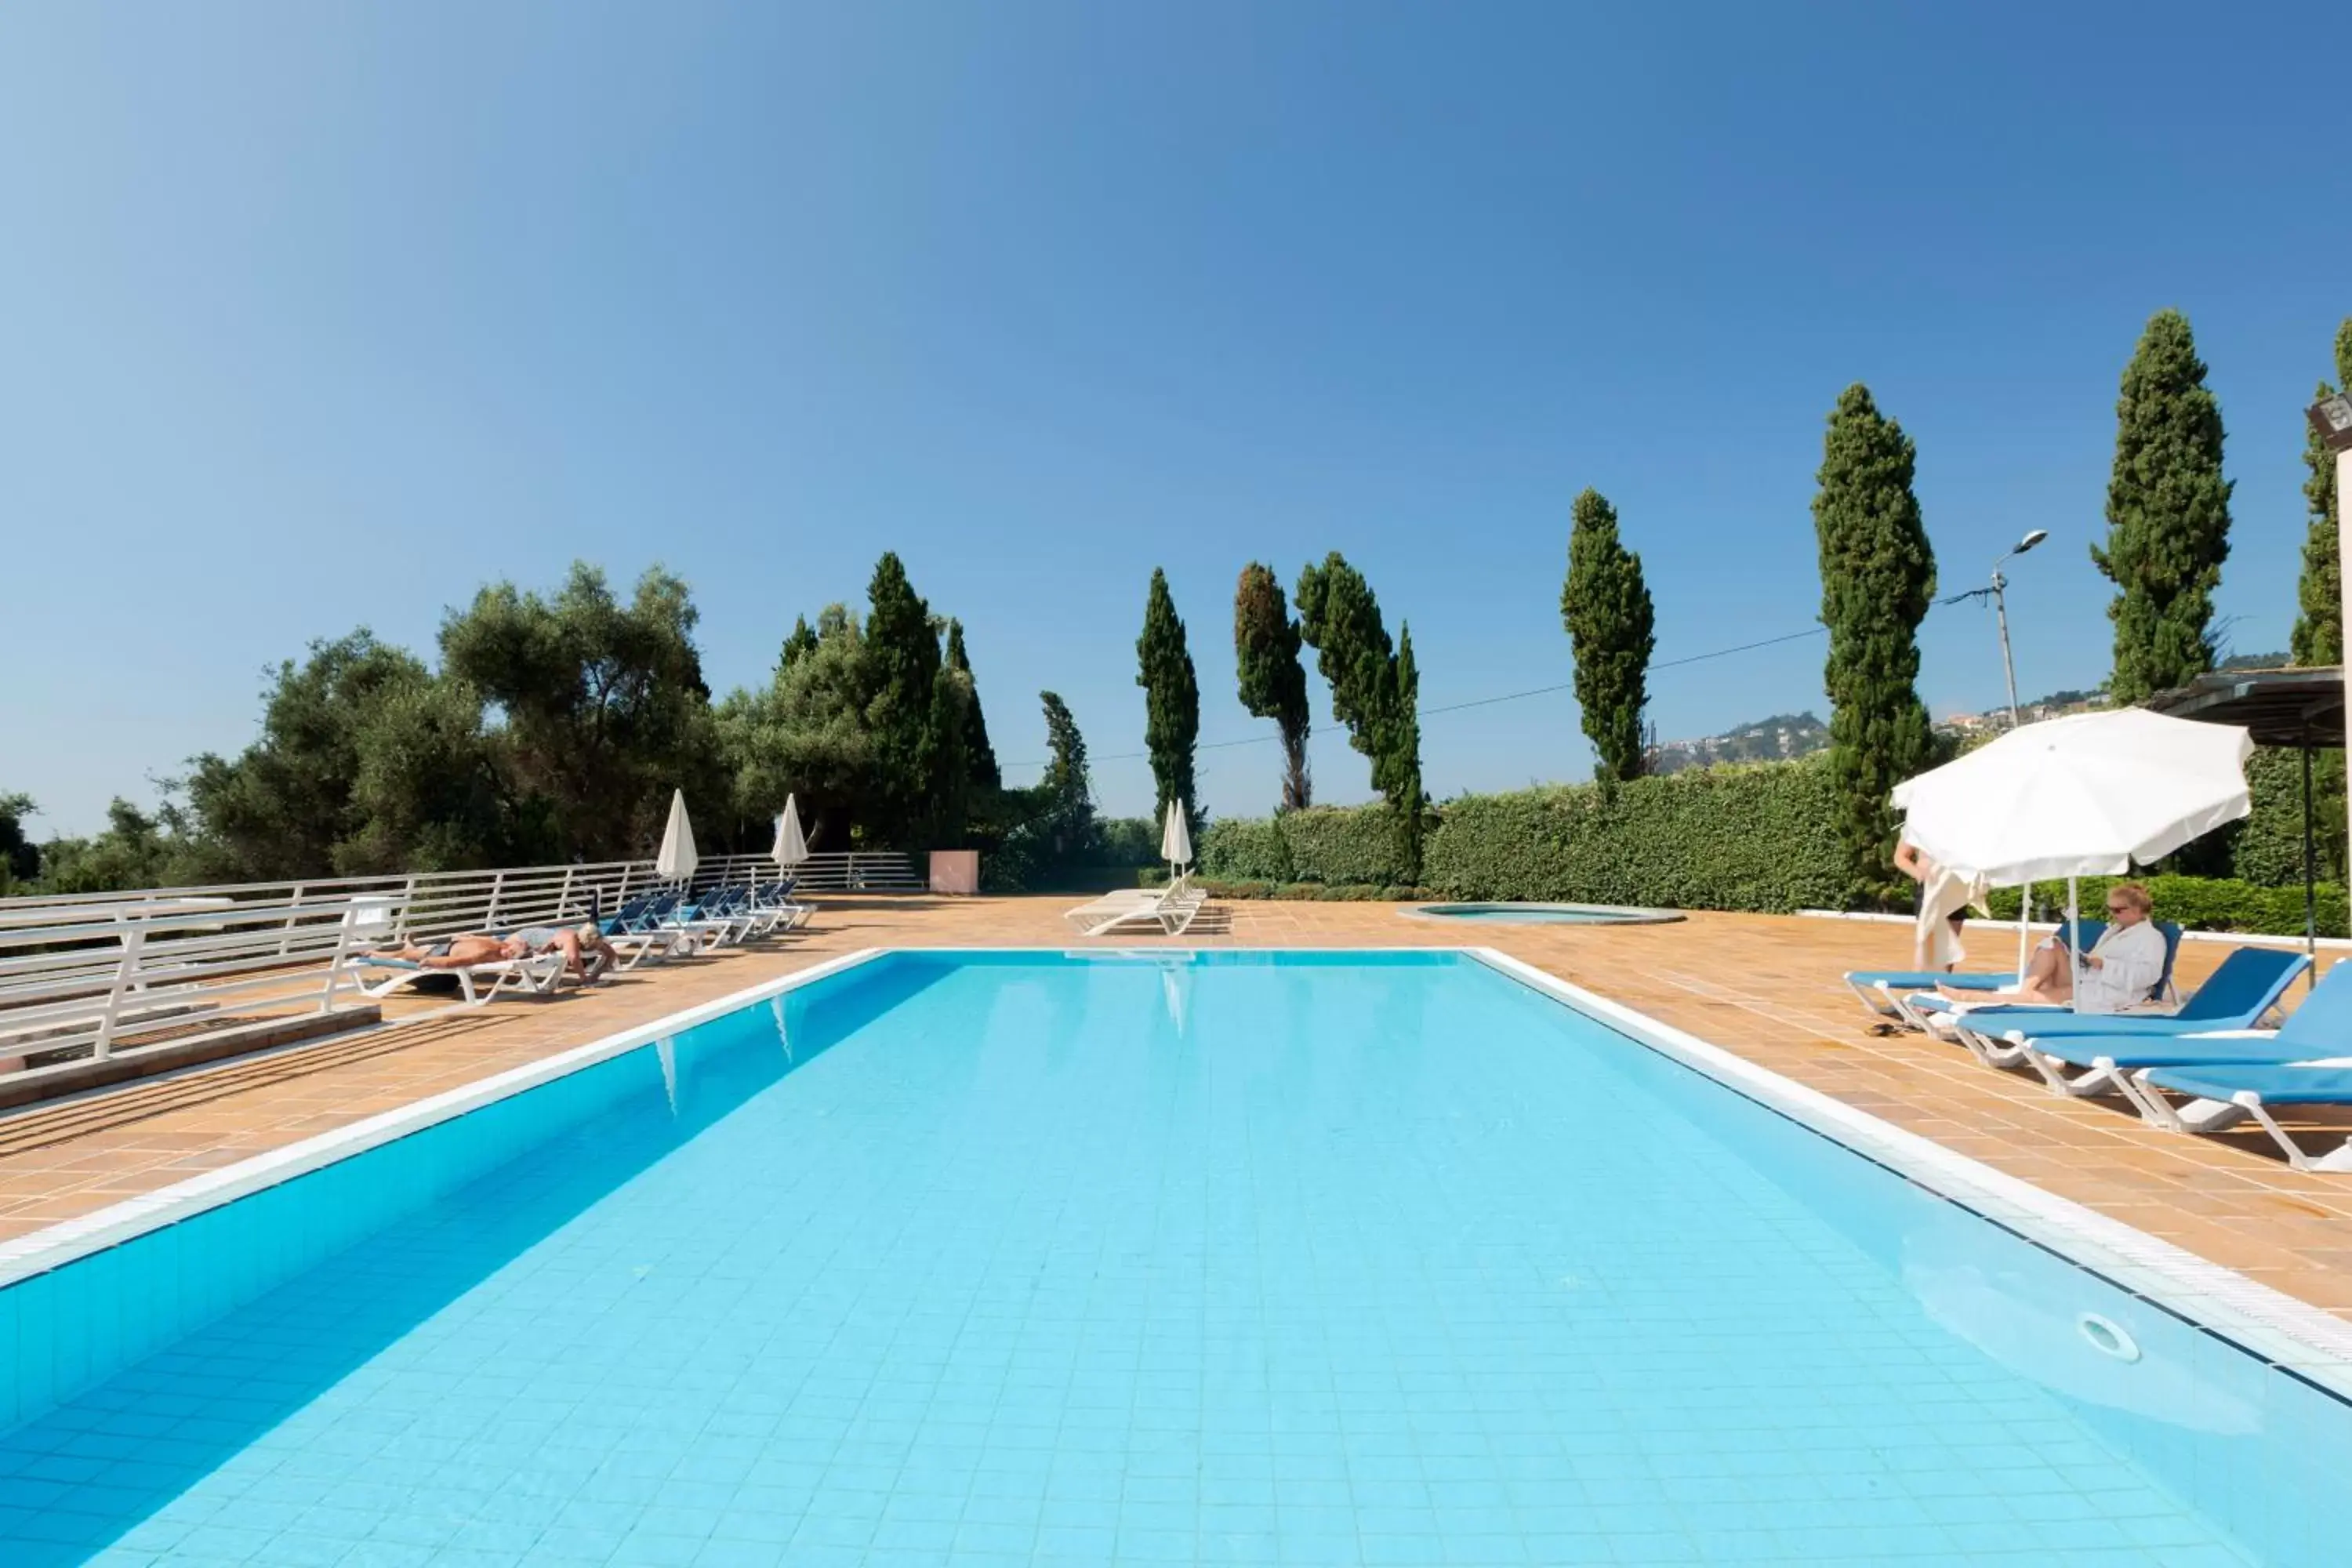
top-left (1039, 691), bottom-right (1091, 812)
top-left (1233, 563), bottom-right (1312, 810)
top-left (2092, 309), bottom-right (2233, 702)
top-left (1559, 488), bottom-right (1657, 782)
top-left (1294, 552), bottom-right (1394, 749)
top-left (2292, 318), bottom-right (2352, 667)
top-left (779, 615), bottom-right (819, 671)
top-left (1036, 690), bottom-right (1094, 864)
top-left (1377, 625), bottom-right (1425, 883)
top-left (1813, 384), bottom-right (1936, 905)
top-left (863, 552), bottom-right (942, 844)
top-left (1296, 553), bottom-right (1422, 880)
top-left (926, 664), bottom-right (974, 846)
top-left (1135, 569), bottom-right (1201, 823)
top-left (943, 619), bottom-right (1000, 790)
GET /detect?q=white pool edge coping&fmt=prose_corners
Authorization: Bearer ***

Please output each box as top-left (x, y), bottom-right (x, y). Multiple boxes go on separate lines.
top-left (0, 947), bottom-right (890, 1290)
top-left (3, 940), bottom-right (2349, 1407)
top-left (1471, 946), bottom-right (2352, 1401)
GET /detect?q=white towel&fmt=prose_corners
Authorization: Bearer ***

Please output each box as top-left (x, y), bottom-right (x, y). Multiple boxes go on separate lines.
top-left (1914, 863), bottom-right (1990, 970)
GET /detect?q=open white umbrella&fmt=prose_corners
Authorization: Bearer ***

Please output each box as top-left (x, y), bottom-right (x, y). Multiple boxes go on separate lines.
top-left (1160, 799), bottom-right (1193, 880)
top-left (654, 789), bottom-right (700, 886)
top-left (771, 794), bottom-right (809, 873)
top-left (1893, 708), bottom-right (2252, 995)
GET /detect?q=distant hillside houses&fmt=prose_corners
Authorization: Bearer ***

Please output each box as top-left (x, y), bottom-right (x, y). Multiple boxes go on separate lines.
top-left (1649, 712), bottom-right (1828, 775)
top-left (1652, 656), bottom-right (2282, 774)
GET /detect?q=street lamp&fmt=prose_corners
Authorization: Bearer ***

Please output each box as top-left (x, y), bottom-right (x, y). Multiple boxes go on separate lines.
top-left (1943, 528), bottom-right (2048, 728)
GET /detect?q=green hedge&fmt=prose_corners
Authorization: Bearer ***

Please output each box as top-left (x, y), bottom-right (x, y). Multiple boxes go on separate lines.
top-left (2230, 747), bottom-right (2347, 888)
top-left (1425, 760), bottom-right (1851, 912)
top-left (1176, 748), bottom-right (2350, 931)
top-left (1202, 758), bottom-right (1853, 914)
top-left (1987, 873), bottom-right (2347, 940)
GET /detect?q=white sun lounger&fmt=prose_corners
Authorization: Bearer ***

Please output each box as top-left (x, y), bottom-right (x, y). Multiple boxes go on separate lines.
top-left (354, 949), bottom-right (568, 1006)
top-left (1064, 882), bottom-right (1207, 938)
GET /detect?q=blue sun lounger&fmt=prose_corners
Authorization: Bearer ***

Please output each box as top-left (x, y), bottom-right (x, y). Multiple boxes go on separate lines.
top-left (1947, 942), bottom-right (2292, 1073)
top-left (1912, 923), bottom-right (2187, 1056)
top-left (1994, 949), bottom-right (2320, 1104)
top-left (1845, 920), bottom-right (2107, 1023)
top-left (2139, 1062), bottom-right (2352, 1172)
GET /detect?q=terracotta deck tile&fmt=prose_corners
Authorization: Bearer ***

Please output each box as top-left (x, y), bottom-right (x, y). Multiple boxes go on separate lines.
top-left (0, 898), bottom-right (2347, 1329)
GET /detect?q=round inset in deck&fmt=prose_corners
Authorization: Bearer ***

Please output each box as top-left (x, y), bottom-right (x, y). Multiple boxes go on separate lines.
top-left (1403, 900), bottom-right (1683, 925)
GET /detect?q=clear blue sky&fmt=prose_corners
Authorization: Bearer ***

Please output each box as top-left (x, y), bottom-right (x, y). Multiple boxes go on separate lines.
top-left (3, 2), bottom-right (2345, 837)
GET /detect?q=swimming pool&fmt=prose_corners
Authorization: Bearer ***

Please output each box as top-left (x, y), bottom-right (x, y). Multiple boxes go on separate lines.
top-left (2, 949), bottom-right (2346, 1565)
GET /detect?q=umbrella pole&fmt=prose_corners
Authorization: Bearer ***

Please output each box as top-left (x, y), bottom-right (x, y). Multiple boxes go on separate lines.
top-left (2305, 745), bottom-right (2319, 989)
top-left (2014, 880), bottom-right (2031, 985)
top-left (2067, 877), bottom-right (2082, 1011)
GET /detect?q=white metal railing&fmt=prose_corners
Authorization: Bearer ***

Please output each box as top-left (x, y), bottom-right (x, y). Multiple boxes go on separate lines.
top-left (696, 851), bottom-right (922, 892)
top-left (0, 896), bottom-right (375, 1075)
top-left (0, 849), bottom-right (920, 1087)
top-left (0, 859), bottom-right (648, 1087)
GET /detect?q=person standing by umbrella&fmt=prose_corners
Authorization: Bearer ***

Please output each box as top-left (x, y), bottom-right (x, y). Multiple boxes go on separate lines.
top-left (1895, 834), bottom-right (1987, 972)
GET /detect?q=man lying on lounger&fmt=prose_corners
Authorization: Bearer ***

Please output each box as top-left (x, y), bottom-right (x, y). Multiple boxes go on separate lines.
top-left (372, 924), bottom-right (615, 983)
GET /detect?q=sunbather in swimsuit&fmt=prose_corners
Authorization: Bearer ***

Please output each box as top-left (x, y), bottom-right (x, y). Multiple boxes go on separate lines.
top-left (369, 935), bottom-right (528, 969)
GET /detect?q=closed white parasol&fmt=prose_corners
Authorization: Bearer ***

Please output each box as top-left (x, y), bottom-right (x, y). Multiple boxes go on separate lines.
top-left (772, 793), bottom-right (809, 872)
top-left (655, 789), bottom-right (700, 886)
top-left (1160, 799), bottom-right (1193, 877)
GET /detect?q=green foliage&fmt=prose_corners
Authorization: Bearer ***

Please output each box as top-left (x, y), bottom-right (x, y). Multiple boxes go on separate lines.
top-left (2231, 745), bottom-right (2348, 888)
top-left (1093, 816), bottom-right (1160, 866)
top-left (1559, 488), bottom-right (1657, 782)
top-left (1197, 814), bottom-right (1294, 882)
top-left (1, 792), bottom-right (43, 890)
top-left (715, 604), bottom-right (872, 853)
top-left (1986, 874), bottom-right (2348, 940)
top-left (779, 615), bottom-right (819, 671)
top-left (860, 552), bottom-right (945, 846)
top-left (441, 562), bottom-right (718, 862)
top-left (1377, 627), bottom-right (1425, 883)
top-left (926, 662), bottom-right (976, 848)
top-left (1040, 691), bottom-right (1091, 818)
top-left (943, 619), bottom-right (1000, 792)
top-left (1294, 553), bottom-right (1422, 879)
top-left (31, 799), bottom-right (195, 895)
top-left (978, 691), bottom-right (1102, 894)
top-left (1135, 568), bottom-right (1201, 823)
top-left (2093, 309), bottom-right (2233, 703)
top-left (1294, 553), bottom-right (1392, 742)
top-left (176, 631), bottom-right (528, 880)
top-left (1233, 562), bottom-right (1312, 810)
top-left (1202, 757), bottom-right (1854, 912)
top-left (2292, 319), bottom-right (2352, 667)
top-left (1427, 759), bottom-right (1853, 910)
top-left (1813, 383), bottom-right (1936, 906)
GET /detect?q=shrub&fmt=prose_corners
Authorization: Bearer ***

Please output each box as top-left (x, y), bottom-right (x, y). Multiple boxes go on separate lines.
top-left (1197, 815), bottom-right (1293, 882)
top-left (1204, 760), bottom-right (1853, 913)
top-left (1316, 884), bottom-right (1386, 901)
top-left (1429, 758), bottom-right (1851, 912)
top-left (1987, 874), bottom-right (2347, 940)
top-left (2230, 746), bottom-right (2347, 888)
top-left (1092, 815), bottom-right (1160, 867)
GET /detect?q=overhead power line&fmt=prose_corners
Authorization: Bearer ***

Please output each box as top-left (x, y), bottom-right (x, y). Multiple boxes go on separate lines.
top-left (1000, 623), bottom-right (1829, 771)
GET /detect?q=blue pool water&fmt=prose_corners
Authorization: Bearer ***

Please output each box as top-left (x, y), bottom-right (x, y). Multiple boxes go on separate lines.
top-left (1, 950), bottom-right (2345, 1565)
